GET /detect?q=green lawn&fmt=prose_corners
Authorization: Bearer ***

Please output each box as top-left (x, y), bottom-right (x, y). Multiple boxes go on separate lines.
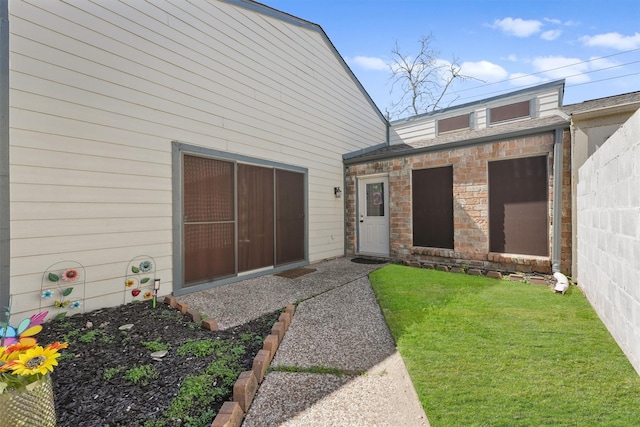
top-left (370, 264), bottom-right (640, 427)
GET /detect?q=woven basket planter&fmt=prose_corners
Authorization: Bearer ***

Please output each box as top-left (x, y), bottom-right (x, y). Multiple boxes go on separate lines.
top-left (0, 374), bottom-right (56, 427)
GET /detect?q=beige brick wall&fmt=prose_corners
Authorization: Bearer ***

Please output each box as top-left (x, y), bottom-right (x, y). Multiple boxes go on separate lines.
top-left (346, 130), bottom-right (572, 274)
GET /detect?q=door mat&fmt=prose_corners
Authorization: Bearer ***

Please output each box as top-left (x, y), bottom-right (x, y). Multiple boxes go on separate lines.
top-left (351, 257), bottom-right (387, 265)
top-left (275, 267), bottom-right (317, 279)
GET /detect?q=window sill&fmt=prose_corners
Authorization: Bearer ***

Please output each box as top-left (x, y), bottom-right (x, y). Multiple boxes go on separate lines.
top-left (411, 246), bottom-right (455, 258)
top-left (488, 252), bottom-right (550, 272)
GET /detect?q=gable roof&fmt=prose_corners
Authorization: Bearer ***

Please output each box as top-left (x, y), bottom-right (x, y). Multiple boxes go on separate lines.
top-left (562, 91), bottom-right (640, 117)
top-left (227, 0), bottom-right (387, 123)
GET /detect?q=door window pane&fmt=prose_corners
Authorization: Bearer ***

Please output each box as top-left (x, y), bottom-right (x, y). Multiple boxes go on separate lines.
top-left (366, 183), bottom-right (385, 217)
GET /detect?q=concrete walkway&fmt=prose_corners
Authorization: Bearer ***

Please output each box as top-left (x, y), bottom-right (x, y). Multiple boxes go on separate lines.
top-left (178, 257), bottom-right (429, 427)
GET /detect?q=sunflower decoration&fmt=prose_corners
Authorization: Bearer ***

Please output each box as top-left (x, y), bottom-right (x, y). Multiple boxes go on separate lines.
top-left (0, 310), bottom-right (67, 393)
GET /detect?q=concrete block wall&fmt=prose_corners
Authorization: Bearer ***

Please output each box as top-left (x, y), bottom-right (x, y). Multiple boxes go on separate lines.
top-left (346, 130), bottom-right (572, 274)
top-left (577, 109), bottom-right (640, 375)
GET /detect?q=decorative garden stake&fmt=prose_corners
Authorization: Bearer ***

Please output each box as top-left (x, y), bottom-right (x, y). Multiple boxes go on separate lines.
top-left (0, 298), bottom-right (67, 427)
top-left (41, 261), bottom-right (86, 321)
top-left (124, 256), bottom-right (157, 304)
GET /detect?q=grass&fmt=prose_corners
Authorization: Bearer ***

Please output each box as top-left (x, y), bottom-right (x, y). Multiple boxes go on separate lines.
top-left (270, 365), bottom-right (359, 376)
top-left (370, 264), bottom-right (640, 427)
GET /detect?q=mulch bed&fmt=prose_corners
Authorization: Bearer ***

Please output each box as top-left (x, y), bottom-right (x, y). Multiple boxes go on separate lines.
top-left (37, 300), bottom-right (279, 427)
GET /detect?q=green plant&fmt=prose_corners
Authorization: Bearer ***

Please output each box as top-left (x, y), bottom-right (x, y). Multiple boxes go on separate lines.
top-left (176, 339), bottom-right (219, 357)
top-left (54, 320), bottom-right (74, 329)
top-left (123, 365), bottom-right (158, 386)
top-left (370, 264), bottom-right (640, 426)
top-left (240, 332), bottom-right (263, 344)
top-left (141, 338), bottom-right (170, 352)
top-left (103, 366), bottom-right (125, 381)
top-left (62, 329), bottom-right (80, 344)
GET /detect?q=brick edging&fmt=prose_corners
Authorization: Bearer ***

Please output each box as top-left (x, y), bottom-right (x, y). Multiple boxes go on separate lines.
top-left (163, 296), bottom-right (296, 427)
top-left (403, 262), bottom-right (557, 287)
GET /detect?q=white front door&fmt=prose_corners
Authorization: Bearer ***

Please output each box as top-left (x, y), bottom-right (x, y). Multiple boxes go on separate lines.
top-left (358, 176), bottom-right (390, 256)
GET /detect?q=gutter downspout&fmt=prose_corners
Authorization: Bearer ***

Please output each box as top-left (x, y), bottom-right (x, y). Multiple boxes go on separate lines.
top-left (551, 127), bottom-right (564, 273)
top-left (0, 0), bottom-right (9, 322)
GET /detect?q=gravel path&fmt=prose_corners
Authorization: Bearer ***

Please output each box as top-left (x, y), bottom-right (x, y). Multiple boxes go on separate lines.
top-left (178, 257), bottom-right (430, 426)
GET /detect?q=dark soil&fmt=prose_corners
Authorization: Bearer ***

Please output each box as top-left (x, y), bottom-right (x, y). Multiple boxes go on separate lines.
top-left (37, 300), bottom-right (279, 427)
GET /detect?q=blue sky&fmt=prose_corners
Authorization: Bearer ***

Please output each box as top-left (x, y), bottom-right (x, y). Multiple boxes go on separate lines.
top-left (263, 0), bottom-right (640, 117)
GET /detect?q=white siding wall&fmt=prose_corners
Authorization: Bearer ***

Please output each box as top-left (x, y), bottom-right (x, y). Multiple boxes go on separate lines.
top-left (9, 0), bottom-right (385, 320)
top-left (538, 89), bottom-right (562, 118)
top-left (389, 84), bottom-right (562, 145)
top-left (577, 109), bottom-right (640, 375)
top-left (389, 119), bottom-right (435, 145)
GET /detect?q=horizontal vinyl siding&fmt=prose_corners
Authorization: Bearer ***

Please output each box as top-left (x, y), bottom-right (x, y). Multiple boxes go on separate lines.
top-left (9, 0), bottom-right (385, 319)
top-left (538, 90), bottom-right (562, 117)
top-left (390, 120), bottom-right (436, 144)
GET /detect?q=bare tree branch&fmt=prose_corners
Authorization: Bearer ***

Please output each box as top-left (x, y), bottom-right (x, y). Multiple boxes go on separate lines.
top-left (388, 36), bottom-right (483, 119)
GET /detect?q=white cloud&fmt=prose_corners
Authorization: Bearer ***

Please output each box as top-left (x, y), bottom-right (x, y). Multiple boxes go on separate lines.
top-left (541, 30), bottom-right (562, 41)
top-left (587, 56), bottom-right (619, 69)
top-left (491, 17), bottom-right (542, 37)
top-left (531, 56), bottom-right (590, 84)
top-left (509, 72), bottom-right (545, 87)
top-left (460, 60), bottom-right (508, 82)
top-left (544, 18), bottom-right (576, 26)
top-left (349, 55), bottom-right (388, 71)
top-left (580, 32), bottom-right (640, 50)
top-left (506, 54), bottom-right (518, 62)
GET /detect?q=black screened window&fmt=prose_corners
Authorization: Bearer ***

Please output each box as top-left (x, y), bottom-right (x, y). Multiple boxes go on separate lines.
top-left (438, 113), bottom-right (470, 134)
top-left (489, 156), bottom-right (548, 256)
top-left (489, 100), bottom-right (530, 124)
top-left (412, 166), bottom-right (454, 249)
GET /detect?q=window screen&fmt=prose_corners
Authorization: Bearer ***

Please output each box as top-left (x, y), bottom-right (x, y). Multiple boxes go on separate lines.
top-left (412, 166), bottom-right (454, 249)
top-left (438, 113), bottom-right (470, 134)
top-left (489, 156), bottom-right (548, 255)
top-left (489, 100), bottom-right (530, 124)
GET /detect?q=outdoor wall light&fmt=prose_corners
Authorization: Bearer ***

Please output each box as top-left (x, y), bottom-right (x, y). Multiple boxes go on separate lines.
top-left (334, 186), bottom-right (342, 198)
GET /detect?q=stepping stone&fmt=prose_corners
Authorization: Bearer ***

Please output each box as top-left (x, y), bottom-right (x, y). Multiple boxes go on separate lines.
top-left (151, 350), bottom-right (168, 360)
